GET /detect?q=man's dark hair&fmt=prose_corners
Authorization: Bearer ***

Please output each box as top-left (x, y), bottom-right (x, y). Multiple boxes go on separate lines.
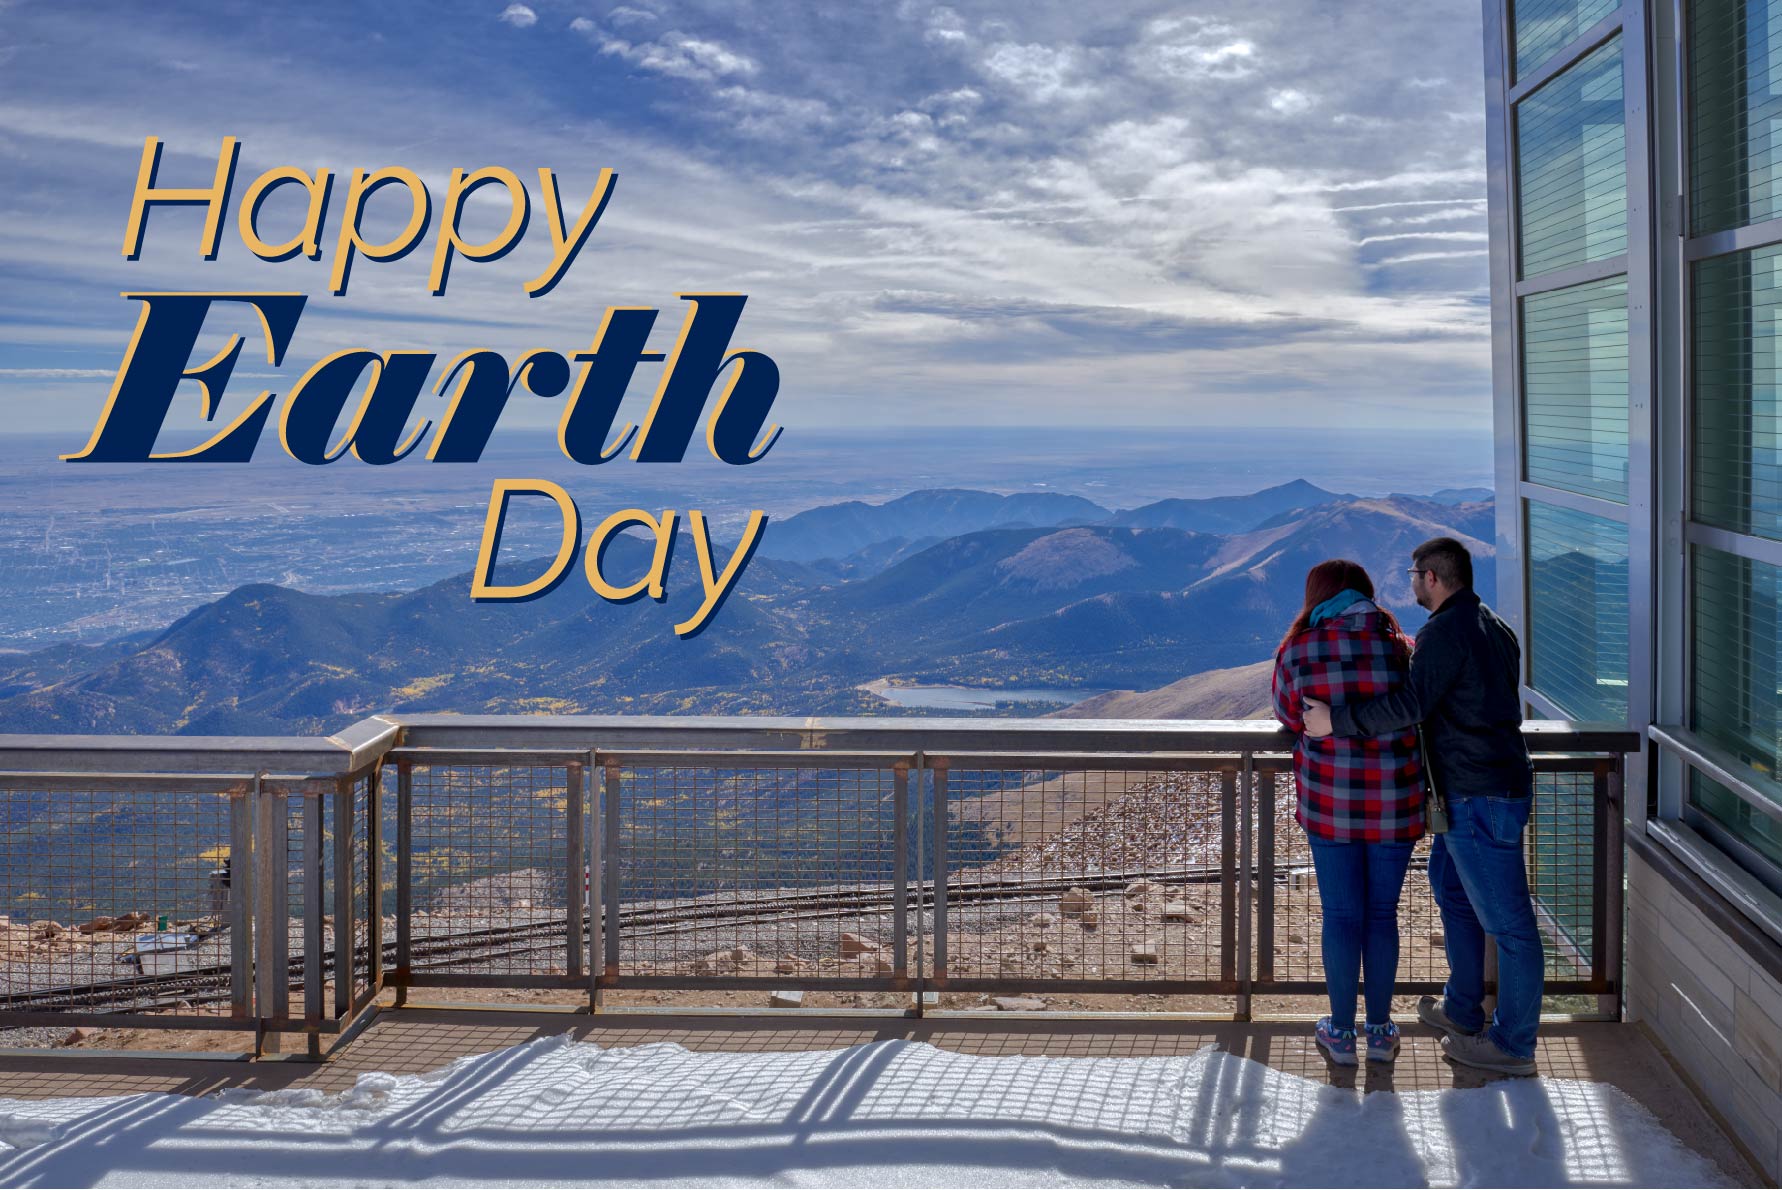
top-left (1413, 536), bottom-right (1473, 590)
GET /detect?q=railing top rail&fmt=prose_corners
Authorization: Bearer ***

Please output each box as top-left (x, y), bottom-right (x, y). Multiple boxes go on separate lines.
top-left (389, 714), bottom-right (1642, 755)
top-left (0, 715), bottom-right (1642, 776)
top-left (0, 714), bottom-right (398, 776)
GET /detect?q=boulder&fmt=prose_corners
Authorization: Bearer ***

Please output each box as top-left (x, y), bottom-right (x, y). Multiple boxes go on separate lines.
top-left (1131, 938), bottom-right (1161, 964)
top-left (1058, 888), bottom-right (1094, 917)
top-left (839, 932), bottom-right (879, 956)
top-left (75, 917), bottom-right (116, 936)
top-left (1161, 901), bottom-right (1193, 922)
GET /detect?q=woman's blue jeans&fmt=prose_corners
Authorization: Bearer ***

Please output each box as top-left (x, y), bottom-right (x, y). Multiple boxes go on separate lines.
top-left (1306, 837), bottom-right (1415, 1030)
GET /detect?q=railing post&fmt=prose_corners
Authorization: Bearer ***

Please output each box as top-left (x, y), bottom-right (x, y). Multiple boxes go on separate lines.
top-left (931, 757), bottom-right (949, 986)
top-left (587, 750), bottom-right (601, 1011)
top-left (566, 760), bottom-right (585, 983)
top-left (303, 785), bottom-right (324, 1056)
top-left (231, 774), bottom-right (257, 1026)
top-left (1256, 766), bottom-right (1276, 989)
top-left (251, 774), bottom-right (281, 1051)
top-left (603, 758), bottom-right (621, 986)
top-left (892, 760), bottom-right (908, 983)
top-left (913, 751), bottom-right (926, 1012)
top-left (333, 775), bottom-right (353, 1021)
top-left (395, 760), bottom-right (411, 1007)
top-left (1598, 755), bottom-right (1625, 1019)
top-left (1237, 754), bottom-right (1253, 1021)
top-left (367, 766), bottom-right (383, 993)
top-left (1219, 766), bottom-right (1237, 999)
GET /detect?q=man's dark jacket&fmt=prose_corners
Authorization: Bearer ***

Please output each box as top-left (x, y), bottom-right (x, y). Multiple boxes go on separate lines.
top-left (1329, 588), bottom-right (1534, 799)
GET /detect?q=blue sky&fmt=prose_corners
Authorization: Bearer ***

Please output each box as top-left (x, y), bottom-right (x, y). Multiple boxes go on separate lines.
top-left (0, 0), bottom-right (1494, 440)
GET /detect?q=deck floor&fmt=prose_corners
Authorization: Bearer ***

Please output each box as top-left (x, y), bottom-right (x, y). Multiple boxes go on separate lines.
top-left (0, 1011), bottom-right (1760, 1186)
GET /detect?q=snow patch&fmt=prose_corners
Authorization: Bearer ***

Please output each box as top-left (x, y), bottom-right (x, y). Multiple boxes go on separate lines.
top-left (0, 1037), bottom-right (1734, 1187)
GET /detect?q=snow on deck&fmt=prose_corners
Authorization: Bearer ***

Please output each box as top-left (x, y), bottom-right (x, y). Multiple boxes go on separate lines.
top-left (0, 1037), bottom-right (1733, 1188)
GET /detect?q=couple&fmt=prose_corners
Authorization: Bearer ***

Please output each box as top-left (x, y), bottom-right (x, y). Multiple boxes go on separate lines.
top-left (1271, 536), bottom-right (1540, 1077)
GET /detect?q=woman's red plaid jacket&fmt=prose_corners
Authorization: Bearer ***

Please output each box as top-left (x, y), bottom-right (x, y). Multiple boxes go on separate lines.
top-left (1271, 603), bottom-right (1426, 842)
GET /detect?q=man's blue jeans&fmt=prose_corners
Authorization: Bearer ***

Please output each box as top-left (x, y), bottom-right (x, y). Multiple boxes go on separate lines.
top-left (1428, 795), bottom-right (1544, 1058)
top-left (1306, 837), bottom-right (1414, 1031)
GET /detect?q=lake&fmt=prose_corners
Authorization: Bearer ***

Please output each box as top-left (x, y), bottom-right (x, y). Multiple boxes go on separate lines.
top-left (859, 680), bottom-right (1111, 710)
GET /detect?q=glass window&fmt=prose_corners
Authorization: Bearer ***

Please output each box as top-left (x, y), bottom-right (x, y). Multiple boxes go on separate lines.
top-left (1527, 501), bottom-right (1629, 720)
top-left (1689, 771), bottom-right (1782, 870)
top-left (1694, 245), bottom-right (1782, 541)
top-left (1691, 545), bottom-right (1782, 773)
top-left (1522, 274), bottom-right (1628, 500)
top-left (1690, 0), bottom-right (1782, 235)
top-left (1513, 0), bottom-right (1618, 80)
top-left (1516, 36), bottom-right (1627, 277)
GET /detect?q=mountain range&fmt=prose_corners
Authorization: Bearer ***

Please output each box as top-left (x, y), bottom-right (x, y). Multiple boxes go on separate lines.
top-left (0, 482), bottom-right (1497, 736)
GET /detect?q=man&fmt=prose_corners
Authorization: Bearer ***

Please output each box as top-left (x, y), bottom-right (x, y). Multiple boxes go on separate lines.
top-left (1301, 536), bottom-right (1540, 1076)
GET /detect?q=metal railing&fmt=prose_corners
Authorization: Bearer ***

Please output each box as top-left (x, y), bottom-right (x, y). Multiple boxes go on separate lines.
top-left (0, 716), bottom-right (1638, 1046)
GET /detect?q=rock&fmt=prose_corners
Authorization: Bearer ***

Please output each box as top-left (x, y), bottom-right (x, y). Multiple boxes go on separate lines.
top-left (113, 912), bottom-right (148, 930)
top-left (1287, 867), bottom-right (1316, 891)
top-left (1028, 913), bottom-right (1058, 929)
top-left (1287, 932), bottom-right (1306, 945)
top-left (1029, 939), bottom-right (1050, 953)
top-left (1161, 901), bottom-right (1193, 922)
top-left (839, 932), bottom-right (879, 956)
top-left (1429, 933), bottom-right (1444, 947)
top-left (728, 947), bottom-right (755, 964)
top-left (773, 956), bottom-right (804, 974)
top-left (75, 917), bottom-right (116, 935)
top-left (909, 991), bottom-right (940, 1009)
top-left (1131, 938), bottom-right (1161, 964)
top-left (769, 989), bottom-right (805, 1008)
top-left (28, 921), bottom-right (63, 939)
top-left (1123, 880), bottom-right (1160, 899)
top-left (60, 1027), bottom-right (93, 1046)
top-left (874, 956), bottom-right (895, 977)
top-left (1079, 909), bottom-right (1100, 929)
top-left (1058, 888), bottom-right (1094, 917)
top-left (1059, 956), bottom-right (1076, 969)
top-left (991, 996), bottom-right (1048, 1012)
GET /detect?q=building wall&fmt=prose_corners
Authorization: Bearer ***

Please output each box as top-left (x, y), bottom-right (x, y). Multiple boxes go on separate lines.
top-left (1625, 846), bottom-right (1782, 1181)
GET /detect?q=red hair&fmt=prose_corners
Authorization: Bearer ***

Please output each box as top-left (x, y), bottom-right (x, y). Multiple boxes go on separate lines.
top-left (1279, 559), bottom-right (1403, 650)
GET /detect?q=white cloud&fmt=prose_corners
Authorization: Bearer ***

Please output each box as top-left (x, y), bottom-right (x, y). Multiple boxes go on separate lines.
top-left (498, 3), bottom-right (536, 28)
top-left (1268, 88), bottom-right (1313, 115)
top-left (980, 43), bottom-right (1096, 103)
top-left (579, 23), bottom-right (758, 82)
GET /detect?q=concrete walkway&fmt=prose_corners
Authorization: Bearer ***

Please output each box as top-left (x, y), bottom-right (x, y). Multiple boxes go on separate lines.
top-left (0, 1011), bottom-right (1761, 1186)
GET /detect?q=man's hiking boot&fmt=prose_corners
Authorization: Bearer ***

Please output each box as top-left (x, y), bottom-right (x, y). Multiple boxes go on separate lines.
top-left (1417, 995), bottom-right (1481, 1040)
top-left (1315, 1017), bottom-right (1358, 1066)
top-left (1441, 1031), bottom-right (1537, 1077)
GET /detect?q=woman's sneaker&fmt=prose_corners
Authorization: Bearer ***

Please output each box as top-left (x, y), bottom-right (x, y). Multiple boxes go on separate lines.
top-left (1364, 1021), bottom-right (1400, 1062)
top-left (1315, 1017), bottom-right (1358, 1065)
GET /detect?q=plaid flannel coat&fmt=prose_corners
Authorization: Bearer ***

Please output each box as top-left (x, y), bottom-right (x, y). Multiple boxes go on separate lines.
top-left (1272, 603), bottom-right (1426, 842)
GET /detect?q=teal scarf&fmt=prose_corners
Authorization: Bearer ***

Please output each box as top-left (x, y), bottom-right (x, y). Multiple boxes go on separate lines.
top-left (1309, 588), bottom-right (1369, 626)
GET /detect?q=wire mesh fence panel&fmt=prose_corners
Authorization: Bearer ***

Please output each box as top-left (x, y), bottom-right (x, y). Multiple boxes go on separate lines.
top-left (403, 764), bottom-right (577, 983)
top-left (349, 771), bottom-right (377, 1003)
top-left (1529, 766), bottom-right (1598, 985)
top-left (1265, 762), bottom-right (1607, 994)
top-left (0, 779), bottom-right (244, 1022)
top-left (934, 761), bottom-right (1229, 990)
top-left (608, 758), bottom-right (908, 987)
top-left (1265, 765), bottom-right (1448, 991)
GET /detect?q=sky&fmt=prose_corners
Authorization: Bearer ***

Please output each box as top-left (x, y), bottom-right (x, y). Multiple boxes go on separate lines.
top-left (0, 0), bottom-right (1495, 443)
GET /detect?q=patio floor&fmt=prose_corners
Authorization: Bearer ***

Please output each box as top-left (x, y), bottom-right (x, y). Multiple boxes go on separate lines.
top-left (0, 1010), bottom-right (1760, 1186)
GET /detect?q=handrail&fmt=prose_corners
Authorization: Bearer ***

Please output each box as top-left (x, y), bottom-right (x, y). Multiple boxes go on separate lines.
top-left (0, 715), bottom-right (1643, 775)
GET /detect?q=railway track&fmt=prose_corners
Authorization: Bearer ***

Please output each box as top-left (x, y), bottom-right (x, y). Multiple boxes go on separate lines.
top-left (0, 858), bottom-right (1360, 1017)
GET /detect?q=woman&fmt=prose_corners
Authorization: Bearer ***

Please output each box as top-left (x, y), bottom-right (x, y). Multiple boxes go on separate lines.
top-left (1272, 559), bottom-right (1424, 1064)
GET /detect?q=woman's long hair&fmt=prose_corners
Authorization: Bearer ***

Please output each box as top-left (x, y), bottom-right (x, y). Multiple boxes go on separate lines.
top-left (1278, 558), bottom-right (1403, 650)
